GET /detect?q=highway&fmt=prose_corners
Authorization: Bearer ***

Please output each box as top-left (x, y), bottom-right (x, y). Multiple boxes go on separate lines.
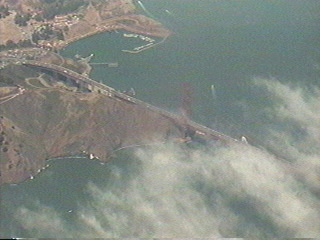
top-left (0, 87), bottom-right (25, 105)
top-left (1, 57), bottom-right (241, 144)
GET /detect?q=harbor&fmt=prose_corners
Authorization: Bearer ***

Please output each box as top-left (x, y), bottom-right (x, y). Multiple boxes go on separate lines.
top-left (122, 33), bottom-right (168, 54)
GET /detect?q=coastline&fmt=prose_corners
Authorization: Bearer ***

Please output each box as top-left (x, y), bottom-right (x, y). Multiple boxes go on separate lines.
top-left (0, 1), bottom-right (173, 184)
top-left (0, 0), bottom-right (172, 55)
top-left (55, 15), bottom-right (172, 51)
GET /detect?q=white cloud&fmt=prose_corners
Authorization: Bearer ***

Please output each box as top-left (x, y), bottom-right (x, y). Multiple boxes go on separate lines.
top-left (16, 202), bottom-right (71, 238)
top-left (253, 77), bottom-right (320, 146)
top-left (12, 77), bottom-right (320, 238)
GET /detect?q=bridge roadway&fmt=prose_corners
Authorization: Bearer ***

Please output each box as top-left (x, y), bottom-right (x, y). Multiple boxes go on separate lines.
top-left (2, 57), bottom-right (240, 144)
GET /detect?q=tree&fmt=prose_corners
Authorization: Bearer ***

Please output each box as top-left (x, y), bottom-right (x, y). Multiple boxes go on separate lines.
top-left (5, 40), bottom-right (17, 49)
top-left (56, 30), bottom-right (64, 40)
top-left (34, 14), bottom-right (44, 22)
top-left (0, 74), bottom-right (14, 85)
top-left (14, 13), bottom-right (31, 26)
top-left (17, 39), bottom-right (33, 48)
top-left (63, 25), bottom-right (69, 32)
top-left (32, 33), bottom-right (40, 44)
top-left (0, 5), bottom-right (9, 18)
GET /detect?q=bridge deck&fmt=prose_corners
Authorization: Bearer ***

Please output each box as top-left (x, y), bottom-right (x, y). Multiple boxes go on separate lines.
top-left (1, 57), bottom-right (240, 144)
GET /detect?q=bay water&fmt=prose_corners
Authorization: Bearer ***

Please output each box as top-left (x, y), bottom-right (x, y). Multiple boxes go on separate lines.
top-left (1, 0), bottom-right (320, 237)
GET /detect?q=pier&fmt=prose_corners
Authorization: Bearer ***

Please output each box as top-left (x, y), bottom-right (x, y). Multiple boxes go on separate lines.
top-left (89, 62), bottom-right (119, 67)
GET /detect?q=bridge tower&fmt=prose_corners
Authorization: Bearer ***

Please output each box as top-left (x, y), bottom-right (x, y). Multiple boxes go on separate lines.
top-left (180, 82), bottom-right (193, 119)
top-left (179, 82), bottom-right (196, 140)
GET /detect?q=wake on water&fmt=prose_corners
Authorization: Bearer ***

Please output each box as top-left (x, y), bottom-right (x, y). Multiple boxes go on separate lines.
top-left (211, 84), bottom-right (217, 99)
top-left (165, 9), bottom-right (174, 16)
top-left (5, 77), bottom-right (320, 238)
top-left (137, 1), bottom-right (157, 19)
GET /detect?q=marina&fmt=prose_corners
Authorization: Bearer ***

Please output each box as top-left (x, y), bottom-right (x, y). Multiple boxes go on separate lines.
top-left (122, 34), bottom-right (168, 54)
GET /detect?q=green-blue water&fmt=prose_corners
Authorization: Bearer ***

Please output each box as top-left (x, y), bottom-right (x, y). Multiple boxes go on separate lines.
top-left (61, 0), bottom-right (319, 136)
top-left (1, 0), bottom-right (320, 237)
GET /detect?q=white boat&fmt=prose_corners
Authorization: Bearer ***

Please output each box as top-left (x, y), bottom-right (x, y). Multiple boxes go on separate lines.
top-left (211, 84), bottom-right (216, 98)
top-left (165, 9), bottom-right (174, 16)
top-left (241, 136), bottom-right (248, 144)
top-left (211, 84), bottom-right (215, 92)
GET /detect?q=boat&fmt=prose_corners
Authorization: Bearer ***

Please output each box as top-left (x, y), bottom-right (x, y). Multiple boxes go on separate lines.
top-left (241, 136), bottom-right (248, 144)
top-left (165, 9), bottom-right (174, 16)
top-left (211, 84), bottom-right (216, 98)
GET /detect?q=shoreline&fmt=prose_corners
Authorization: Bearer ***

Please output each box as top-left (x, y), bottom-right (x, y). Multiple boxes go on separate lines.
top-left (55, 17), bottom-right (172, 51)
top-left (55, 25), bottom-right (116, 50)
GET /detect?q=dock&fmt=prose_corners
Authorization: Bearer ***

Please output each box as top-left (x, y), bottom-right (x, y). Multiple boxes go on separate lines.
top-left (89, 62), bottom-right (119, 67)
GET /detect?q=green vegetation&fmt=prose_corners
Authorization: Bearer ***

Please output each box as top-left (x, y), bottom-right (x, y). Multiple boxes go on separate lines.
top-left (31, 24), bottom-right (64, 43)
top-left (66, 117), bottom-right (84, 134)
top-left (14, 13), bottom-right (31, 26)
top-left (56, 29), bottom-right (65, 41)
top-left (0, 39), bottom-right (33, 52)
top-left (38, 0), bottom-right (87, 20)
top-left (33, 13), bottom-right (44, 22)
top-left (28, 78), bottom-right (46, 88)
top-left (0, 74), bottom-right (14, 85)
top-left (118, 19), bottom-right (136, 25)
top-left (41, 90), bottom-right (67, 126)
top-left (0, 5), bottom-right (10, 19)
top-left (10, 0), bottom-right (87, 25)
top-left (31, 24), bottom-right (54, 43)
